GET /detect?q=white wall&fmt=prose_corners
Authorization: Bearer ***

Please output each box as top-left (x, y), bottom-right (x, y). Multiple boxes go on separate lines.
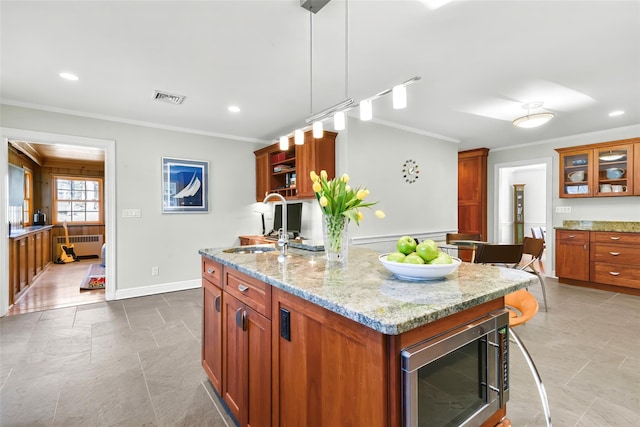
top-left (488, 124), bottom-right (640, 273)
top-left (1, 104), bottom-right (263, 298)
top-left (344, 118), bottom-right (459, 252)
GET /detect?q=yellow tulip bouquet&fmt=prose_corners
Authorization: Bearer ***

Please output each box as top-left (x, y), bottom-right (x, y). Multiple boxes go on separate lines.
top-left (310, 170), bottom-right (384, 261)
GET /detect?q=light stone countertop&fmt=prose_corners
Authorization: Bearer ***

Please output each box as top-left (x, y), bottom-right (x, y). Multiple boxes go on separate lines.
top-left (9, 224), bottom-right (54, 239)
top-left (200, 245), bottom-right (537, 335)
top-left (555, 220), bottom-right (640, 233)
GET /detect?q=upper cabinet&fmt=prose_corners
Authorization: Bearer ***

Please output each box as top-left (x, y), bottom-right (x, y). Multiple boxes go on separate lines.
top-left (556, 137), bottom-right (639, 198)
top-left (253, 130), bottom-right (336, 202)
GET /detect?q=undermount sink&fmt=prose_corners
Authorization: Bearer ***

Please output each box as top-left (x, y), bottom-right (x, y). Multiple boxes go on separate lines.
top-left (223, 246), bottom-right (276, 254)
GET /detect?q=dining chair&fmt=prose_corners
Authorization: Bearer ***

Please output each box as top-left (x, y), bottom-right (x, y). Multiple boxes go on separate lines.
top-left (473, 243), bottom-right (523, 268)
top-left (531, 227), bottom-right (545, 241)
top-left (505, 289), bottom-right (553, 427)
top-left (474, 244), bottom-right (552, 427)
top-left (519, 237), bottom-right (548, 311)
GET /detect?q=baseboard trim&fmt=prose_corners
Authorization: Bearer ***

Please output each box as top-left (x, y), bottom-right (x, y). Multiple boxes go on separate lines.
top-left (115, 279), bottom-right (201, 300)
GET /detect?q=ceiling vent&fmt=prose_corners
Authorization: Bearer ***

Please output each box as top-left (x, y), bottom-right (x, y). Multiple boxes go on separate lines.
top-left (153, 90), bottom-right (185, 105)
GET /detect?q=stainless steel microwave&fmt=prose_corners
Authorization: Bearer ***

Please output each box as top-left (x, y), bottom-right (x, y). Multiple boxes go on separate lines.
top-left (401, 310), bottom-right (510, 427)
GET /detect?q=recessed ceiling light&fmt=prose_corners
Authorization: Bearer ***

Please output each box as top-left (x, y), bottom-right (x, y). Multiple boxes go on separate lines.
top-left (228, 106), bottom-right (240, 113)
top-left (609, 110), bottom-right (625, 117)
top-left (59, 72), bottom-right (79, 81)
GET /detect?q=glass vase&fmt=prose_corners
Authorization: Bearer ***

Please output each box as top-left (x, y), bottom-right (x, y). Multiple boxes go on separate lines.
top-left (322, 214), bottom-right (349, 263)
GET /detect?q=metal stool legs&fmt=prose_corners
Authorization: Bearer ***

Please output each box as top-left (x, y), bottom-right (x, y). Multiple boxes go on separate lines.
top-left (510, 329), bottom-right (552, 427)
top-left (531, 271), bottom-right (548, 312)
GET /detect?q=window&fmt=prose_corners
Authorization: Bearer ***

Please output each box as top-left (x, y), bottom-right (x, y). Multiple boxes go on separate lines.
top-left (23, 169), bottom-right (33, 226)
top-left (53, 176), bottom-right (103, 224)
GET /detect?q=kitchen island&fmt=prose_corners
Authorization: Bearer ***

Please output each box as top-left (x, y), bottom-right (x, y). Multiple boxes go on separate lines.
top-left (199, 245), bottom-right (537, 427)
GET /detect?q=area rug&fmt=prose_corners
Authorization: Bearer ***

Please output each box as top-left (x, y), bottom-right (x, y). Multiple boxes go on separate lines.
top-left (80, 263), bottom-right (105, 290)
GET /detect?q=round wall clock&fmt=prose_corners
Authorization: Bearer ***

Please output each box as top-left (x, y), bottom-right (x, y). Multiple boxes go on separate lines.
top-left (402, 159), bottom-right (419, 183)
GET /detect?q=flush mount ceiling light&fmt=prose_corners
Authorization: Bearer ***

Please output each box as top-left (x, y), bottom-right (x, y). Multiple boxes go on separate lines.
top-left (512, 102), bottom-right (554, 128)
top-left (228, 105), bottom-right (240, 113)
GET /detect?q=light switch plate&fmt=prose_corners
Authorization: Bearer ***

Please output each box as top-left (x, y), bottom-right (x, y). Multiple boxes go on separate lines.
top-left (555, 206), bottom-right (571, 214)
top-left (122, 209), bottom-right (142, 218)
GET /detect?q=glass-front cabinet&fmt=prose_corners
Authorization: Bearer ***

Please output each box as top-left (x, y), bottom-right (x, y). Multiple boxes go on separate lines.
top-left (558, 148), bottom-right (593, 198)
top-left (594, 143), bottom-right (634, 196)
top-left (557, 138), bottom-right (638, 198)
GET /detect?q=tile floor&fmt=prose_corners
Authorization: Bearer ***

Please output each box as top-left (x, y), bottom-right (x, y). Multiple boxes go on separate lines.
top-left (1, 278), bottom-right (639, 426)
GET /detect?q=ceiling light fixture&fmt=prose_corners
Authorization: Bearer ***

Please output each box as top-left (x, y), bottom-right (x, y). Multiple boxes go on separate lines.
top-left (59, 72), bottom-right (79, 81)
top-left (228, 106), bottom-right (240, 113)
top-left (512, 102), bottom-right (554, 128)
top-left (609, 110), bottom-right (625, 117)
top-left (279, 136), bottom-right (289, 150)
top-left (295, 129), bottom-right (304, 145)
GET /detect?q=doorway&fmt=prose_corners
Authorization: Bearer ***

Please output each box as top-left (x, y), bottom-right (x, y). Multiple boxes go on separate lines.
top-left (494, 157), bottom-right (553, 271)
top-left (1, 128), bottom-right (116, 317)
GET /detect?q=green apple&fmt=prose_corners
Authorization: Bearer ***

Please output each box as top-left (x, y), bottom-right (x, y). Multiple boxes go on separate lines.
top-left (404, 252), bottom-right (426, 264)
top-left (397, 236), bottom-right (417, 255)
top-left (416, 240), bottom-right (439, 262)
top-left (429, 251), bottom-right (453, 265)
top-left (386, 252), bottom-right (406, 263)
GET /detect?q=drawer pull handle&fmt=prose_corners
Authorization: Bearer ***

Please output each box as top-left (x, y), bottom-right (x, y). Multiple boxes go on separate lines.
top-left (214, 295), bottom-right (221, 312)
top-left (609, 252), bottom-right (620, 256)
top-left (238, 284), bottom-right (249, 292)
top-left (609, 271), bottom-right (620, 276)
top-left (609, 236), bottom-right (621, 240)
top-left (207, 267), bottom-right (215, 274)
top-left (569, 235), bottom-right (576, 238)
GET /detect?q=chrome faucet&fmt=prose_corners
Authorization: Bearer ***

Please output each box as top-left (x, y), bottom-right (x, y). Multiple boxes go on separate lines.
top-left (263, 193), bottom-right (288, 262)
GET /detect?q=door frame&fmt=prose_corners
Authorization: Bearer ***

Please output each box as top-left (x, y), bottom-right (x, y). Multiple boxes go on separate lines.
top-left (493, 156), bottom-right (553, 270)
top-left (1, 128), bottom-right (116, 316)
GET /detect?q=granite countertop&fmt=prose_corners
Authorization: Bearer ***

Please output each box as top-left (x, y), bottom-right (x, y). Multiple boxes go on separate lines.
top-left (199, 245), bottom-right (537, 335)
top-left (9, 224), bottom-right (54, 239)
top-left (555, 220), bottom-right (640, 233)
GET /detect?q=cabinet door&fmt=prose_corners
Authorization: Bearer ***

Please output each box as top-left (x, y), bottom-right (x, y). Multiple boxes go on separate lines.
top-left (223, 293), bottom-right (245, 423)
top-left (296, 131), bottom-right (336, 199)
top-left (255, 152), bottom-right (270, 203)
top-left (27, 234), bottom-right (36, 285)
top-left (593, 143), bottom-right (634, 196)
top-left (558, 148), bottom-right (592, 197)
top-left (203, 278), bottom-right (223, 394)
top-left (635, 142), bottom-right (640, 195)
top-left (245, 306), bottom-right (271, 427)
top-left (556, 238), bottom-right (589, 281)
top-left (35, 232), bottom-right (43, 274)
top-left (42, 229), bottom-right (51, 266)
top-left (19, 238), bottom-right (27, 290)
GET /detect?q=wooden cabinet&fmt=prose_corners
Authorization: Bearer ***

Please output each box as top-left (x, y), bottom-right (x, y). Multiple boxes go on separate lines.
top-left (555, 230), bottom-right (590, 281)
top-left (202, 258), bottom-right (223, 395)
top-left (590, 231), bottom-right (640, 290)
top-left (8, 226), bottom-right (53, 305)
top-left (556, 138), bottom-right (639, 198)
top-left (222, 267), bottom-right (271, 427)
top-left (239, 235), bottom-right (272, 246)
top-left (253, 130), bottom-right (336, 202)
top-left (458, 148), bottom-right (488, 261)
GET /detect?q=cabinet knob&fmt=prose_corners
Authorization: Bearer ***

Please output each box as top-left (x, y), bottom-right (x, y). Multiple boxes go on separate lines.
top-left (207, 267), bottom-right (215, 274)
top-left (584, 244), bottom-right (588, 250)
top-left (609, 271), bottom-right (621, 276)
top-left (238, 284), bottom-right (249, 292)
top-left (609, 251), bottom-right (620, 256)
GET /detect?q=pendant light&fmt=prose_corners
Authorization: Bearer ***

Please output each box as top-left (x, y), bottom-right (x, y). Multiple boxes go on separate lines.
top-left (360, 99), bottom-right (372, 121)
top-left (313, 121), bottom-right (323, 138)
top-left (392, 84), bottom-right (407, 109)
top-left (334, 111), bottom-right (346, 130)
top-left (295, 129), bottom-right (304, 145)
top-left (279, 136), bottom-right (289, 150)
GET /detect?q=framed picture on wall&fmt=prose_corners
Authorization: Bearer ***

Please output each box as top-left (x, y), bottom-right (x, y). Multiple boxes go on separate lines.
top-left (162, 157), bottom-right (209, 213)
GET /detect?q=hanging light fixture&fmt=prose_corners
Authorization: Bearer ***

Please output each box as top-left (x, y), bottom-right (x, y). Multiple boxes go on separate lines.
top-left (513, 102), bottom-right (555, 128)
top-left (313, 121), bottom-right (323, 138)
top-left (295, 129), bottom-right (304, 145)
top-left (279, 136), bottom-right (289, 150)
top-left (392, 84), bottom-right (407, 109)
top-left (334, 110), bottom-right (346, 130)
top-left (360, 99), bottom-right (372, 121)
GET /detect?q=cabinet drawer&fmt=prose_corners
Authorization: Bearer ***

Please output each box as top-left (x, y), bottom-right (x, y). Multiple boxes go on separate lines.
top-left (590, 244), bottom-right (640, 265)
top-left (556, 230), bottom-right (589, 242)
top-left (591, 231), bottom-right (640, 245)
top-left (225, 269), bottom-right (271, 318)
top-left (591, 262), bottom-right (640, 289)
top-left (203, 258), bottom-right (222, 287)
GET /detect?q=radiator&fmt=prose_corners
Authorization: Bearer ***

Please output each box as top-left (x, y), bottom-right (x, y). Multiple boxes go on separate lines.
top-left (55, 234), bottom-right (104, 257)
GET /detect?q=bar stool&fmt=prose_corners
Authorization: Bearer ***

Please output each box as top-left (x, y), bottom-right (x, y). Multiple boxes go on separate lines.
top-left (505, 289), bottom-right (552, 427)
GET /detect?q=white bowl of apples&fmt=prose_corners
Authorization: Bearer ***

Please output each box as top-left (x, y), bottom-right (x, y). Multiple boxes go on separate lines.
top-left (378, 236), bottom-right (461, 281)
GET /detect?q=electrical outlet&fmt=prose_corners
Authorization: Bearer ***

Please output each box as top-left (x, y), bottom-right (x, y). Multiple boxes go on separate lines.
top-left (555, 206), bottom-right (572, 214)
top-left (151, 266), bottom-right (159, 276)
